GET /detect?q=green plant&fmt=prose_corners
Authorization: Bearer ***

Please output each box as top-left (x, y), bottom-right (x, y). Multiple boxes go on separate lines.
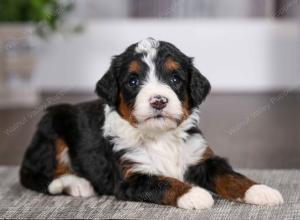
top-left (0, 0), bottom-right (76, 37)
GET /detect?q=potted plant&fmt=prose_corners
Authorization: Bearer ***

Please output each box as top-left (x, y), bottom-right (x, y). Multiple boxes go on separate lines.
top-left (0, 0), bottom-right (74, 107)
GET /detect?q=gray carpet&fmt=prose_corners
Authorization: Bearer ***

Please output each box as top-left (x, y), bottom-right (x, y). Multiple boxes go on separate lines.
top-left (0, 167), bottom-right (299, 220)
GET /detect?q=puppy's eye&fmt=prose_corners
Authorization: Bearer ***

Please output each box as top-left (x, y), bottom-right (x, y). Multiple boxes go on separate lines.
top-left (170, 74), bottom-right (181, 85)
top-left (128, 75), bottom-right (140, 87)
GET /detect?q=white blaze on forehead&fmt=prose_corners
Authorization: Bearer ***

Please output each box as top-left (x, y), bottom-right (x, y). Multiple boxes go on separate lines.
top-left (135, 37), bottom-right (159, 54)
top-left (134, 38), bottom-right (183, 129)
top-left (135, 38), bottom-right (159, 82)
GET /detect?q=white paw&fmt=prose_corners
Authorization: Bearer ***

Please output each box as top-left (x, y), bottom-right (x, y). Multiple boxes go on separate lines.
top-left (48, 178), bottom-right (64, 194)
top-left (244, 184), bottom-right (284, 206)
top-left (177, 187), bottom-right (214, 210)
top-left (48, 175), bottom-right (95, 197)
top-left (64, 177), bottom-right (95, 197)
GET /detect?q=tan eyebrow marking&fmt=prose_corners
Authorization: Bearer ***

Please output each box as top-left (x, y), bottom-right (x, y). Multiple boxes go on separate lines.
top-left (164, 58), bottom-right (181, 71)
top-left (128, 60), bottom-right (141, 73)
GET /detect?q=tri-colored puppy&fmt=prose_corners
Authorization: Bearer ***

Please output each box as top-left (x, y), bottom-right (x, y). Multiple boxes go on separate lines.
top-left (20, 38), bottom-right (283, 209)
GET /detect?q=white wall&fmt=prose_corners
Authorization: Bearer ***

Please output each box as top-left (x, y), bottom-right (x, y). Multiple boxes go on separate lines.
top-left (32, 19), bottom-right (300, 92)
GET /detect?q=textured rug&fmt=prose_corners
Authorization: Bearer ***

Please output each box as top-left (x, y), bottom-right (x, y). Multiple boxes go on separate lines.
top-left (0, 167), bottom-right (299, 220)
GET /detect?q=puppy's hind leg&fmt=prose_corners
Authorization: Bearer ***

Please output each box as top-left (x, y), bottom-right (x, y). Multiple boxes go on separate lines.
top-left (48, 138), bottom-right (95, 197)
top-left (48, 174), bottom-right (95, 197)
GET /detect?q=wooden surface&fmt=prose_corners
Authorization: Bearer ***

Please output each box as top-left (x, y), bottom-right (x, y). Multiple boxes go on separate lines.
top-left (0, 92), bottom-right (299, 168)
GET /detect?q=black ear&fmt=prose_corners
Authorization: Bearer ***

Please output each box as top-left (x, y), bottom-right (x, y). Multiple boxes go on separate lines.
top-left (95, 68), bottom-right (118, 106)
top-left (190, 66), bottom-right (211, 107)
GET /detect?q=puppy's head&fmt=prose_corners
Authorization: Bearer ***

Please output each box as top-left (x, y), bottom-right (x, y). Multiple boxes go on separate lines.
top-left (96, 38), bottom-right (210, 131)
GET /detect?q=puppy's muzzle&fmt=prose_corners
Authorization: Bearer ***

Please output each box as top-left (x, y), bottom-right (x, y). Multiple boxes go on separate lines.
top-left (149, 95), bottom-right (168, 110)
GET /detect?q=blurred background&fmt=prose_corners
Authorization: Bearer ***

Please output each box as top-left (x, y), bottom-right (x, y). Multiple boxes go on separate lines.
top-left (0, 0), bottom-right (299, 168)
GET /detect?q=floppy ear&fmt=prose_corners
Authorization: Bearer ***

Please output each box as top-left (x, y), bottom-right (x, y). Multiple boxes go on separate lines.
top-left (95, 68), bottom-right (118, 106)
top-left (189, 66), bottom-right (211, 107)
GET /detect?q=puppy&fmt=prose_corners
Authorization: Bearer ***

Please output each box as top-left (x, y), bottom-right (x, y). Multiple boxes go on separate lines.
top-left (20, 38), bottom-right (283, 209)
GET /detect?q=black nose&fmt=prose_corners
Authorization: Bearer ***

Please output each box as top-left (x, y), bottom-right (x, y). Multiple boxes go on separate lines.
top-left (149, 95), bottom-right (168, 110)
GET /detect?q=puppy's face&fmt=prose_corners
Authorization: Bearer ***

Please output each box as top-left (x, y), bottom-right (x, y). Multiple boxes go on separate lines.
top-left (96, 38), bottom-right (210, 132)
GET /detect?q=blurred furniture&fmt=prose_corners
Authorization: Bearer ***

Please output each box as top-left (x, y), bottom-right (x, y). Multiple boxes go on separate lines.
top-left (0, 167), bottom-right (299, 219)
top-left (0, 0), bottom-right (78, 108)
top-left (0, 25), bottom-right (39, 108)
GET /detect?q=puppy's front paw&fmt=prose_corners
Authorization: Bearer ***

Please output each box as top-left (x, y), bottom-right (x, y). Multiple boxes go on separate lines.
top-left (244, 184), bottom-right (284, 206)
top-left (177, 187), bottom-right (214, 209)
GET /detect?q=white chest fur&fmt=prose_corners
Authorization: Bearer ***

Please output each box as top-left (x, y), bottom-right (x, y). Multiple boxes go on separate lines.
top-left (103, 106), bottom-right (208, 181)
top-left (122, 133), bottom-right (207, 180)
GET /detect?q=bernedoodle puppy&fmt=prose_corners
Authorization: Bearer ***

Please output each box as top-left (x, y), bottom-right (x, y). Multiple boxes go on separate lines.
top-left (20, 38), bottom-right (283, 209)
